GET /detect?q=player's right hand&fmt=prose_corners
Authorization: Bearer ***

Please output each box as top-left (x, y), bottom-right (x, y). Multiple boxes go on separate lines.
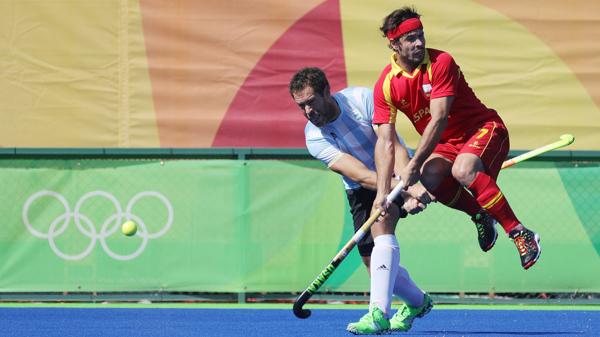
top-left (402, 197), bottom-right (427, 215)
top-left (407, 182), bottom-right (435, 205)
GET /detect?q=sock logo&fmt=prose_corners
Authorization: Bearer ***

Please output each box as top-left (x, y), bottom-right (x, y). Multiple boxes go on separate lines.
top-left (376, 264), bottom-right (388, 270)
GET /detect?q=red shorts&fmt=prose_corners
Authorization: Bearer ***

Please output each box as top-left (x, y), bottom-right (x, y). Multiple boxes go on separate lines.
top-left (433, 121), bottom-right (509, 179)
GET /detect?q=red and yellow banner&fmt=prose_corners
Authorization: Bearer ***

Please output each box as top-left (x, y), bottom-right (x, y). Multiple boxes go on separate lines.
top-left (0, 0), bottom-right (598, 149)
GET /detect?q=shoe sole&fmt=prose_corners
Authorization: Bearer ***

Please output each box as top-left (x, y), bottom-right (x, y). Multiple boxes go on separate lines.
top-left (347, 328), bottom-right (391, 335)
top-left (523, 234), bottom-right (541, 270)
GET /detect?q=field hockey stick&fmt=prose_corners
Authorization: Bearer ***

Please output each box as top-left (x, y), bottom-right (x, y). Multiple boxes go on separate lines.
top-left (292, 134), bottom-right (575, 319)
top-left (501, 134), bottom-right (575, 169)
top-left (293, 180), bottom-right (405, 319)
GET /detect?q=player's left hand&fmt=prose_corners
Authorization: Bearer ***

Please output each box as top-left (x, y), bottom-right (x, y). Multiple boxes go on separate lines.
top-left (372, 192), bottom-right (391, 219)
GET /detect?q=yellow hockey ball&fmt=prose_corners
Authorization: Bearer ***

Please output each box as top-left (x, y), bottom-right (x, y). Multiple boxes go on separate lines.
top-left (121, 220), bottom-right (138, 236)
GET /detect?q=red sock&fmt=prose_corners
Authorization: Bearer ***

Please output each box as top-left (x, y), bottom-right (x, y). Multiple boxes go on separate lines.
top-left (431, 176), bottom-right (480, 216)
top-left (467, 172), bottom-right (519, 233)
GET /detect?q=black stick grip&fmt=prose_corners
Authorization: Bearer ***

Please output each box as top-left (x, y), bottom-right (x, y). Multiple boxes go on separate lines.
top-left (292, 290), bottom-right (312, 318)
top-left (293, 262), bottom-right (338, 319)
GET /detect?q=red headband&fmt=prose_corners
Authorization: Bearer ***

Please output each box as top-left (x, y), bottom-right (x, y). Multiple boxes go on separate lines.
top-left (386, 18), bottom-right (422, 40)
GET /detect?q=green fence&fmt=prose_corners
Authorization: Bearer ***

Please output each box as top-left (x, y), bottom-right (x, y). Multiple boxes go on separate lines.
top-left (0, 149), bottom-right (598, 295)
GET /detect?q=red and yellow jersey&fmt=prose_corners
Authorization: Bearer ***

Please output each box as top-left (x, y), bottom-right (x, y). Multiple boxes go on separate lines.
top-left (373, 49), bottom-right (503, 141)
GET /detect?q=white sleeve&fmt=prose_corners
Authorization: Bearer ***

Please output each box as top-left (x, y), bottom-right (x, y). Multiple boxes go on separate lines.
top-left (363, 88), bottom-right (375, 121)
top-left (306, 131), bottom-right (343, 167)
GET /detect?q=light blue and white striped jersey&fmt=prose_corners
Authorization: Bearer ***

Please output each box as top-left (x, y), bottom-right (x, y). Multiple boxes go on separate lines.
top-left (305, 87), bottom-right (410, 190)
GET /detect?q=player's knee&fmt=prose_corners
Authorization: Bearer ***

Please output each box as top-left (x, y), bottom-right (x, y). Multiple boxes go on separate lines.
top-left (451, 164), bottom-right (476, 185)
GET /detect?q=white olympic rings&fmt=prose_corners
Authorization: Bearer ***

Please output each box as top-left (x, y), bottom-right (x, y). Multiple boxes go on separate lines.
top-left (22, 190), bottom-right (173, 261)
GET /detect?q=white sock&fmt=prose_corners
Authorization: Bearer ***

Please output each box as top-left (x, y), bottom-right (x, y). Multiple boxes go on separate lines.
top-left (369, 234), bottom-right (399, 317)
top-left (393, 265), bottom-right (425, 307)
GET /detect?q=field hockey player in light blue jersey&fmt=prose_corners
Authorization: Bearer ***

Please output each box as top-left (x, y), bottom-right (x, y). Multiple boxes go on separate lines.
top-left (289, 67), bottom-right (435, 334)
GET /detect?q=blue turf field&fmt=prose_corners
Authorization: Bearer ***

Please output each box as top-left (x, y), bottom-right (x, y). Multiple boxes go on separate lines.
top-left (1, 307), bottom-right (599, 336)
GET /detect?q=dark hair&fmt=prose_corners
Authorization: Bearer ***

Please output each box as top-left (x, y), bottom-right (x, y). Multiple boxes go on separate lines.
top-left (380, 6), bottom-right (421, 40)
top-left (289, 67), bottom-right (330, 97)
